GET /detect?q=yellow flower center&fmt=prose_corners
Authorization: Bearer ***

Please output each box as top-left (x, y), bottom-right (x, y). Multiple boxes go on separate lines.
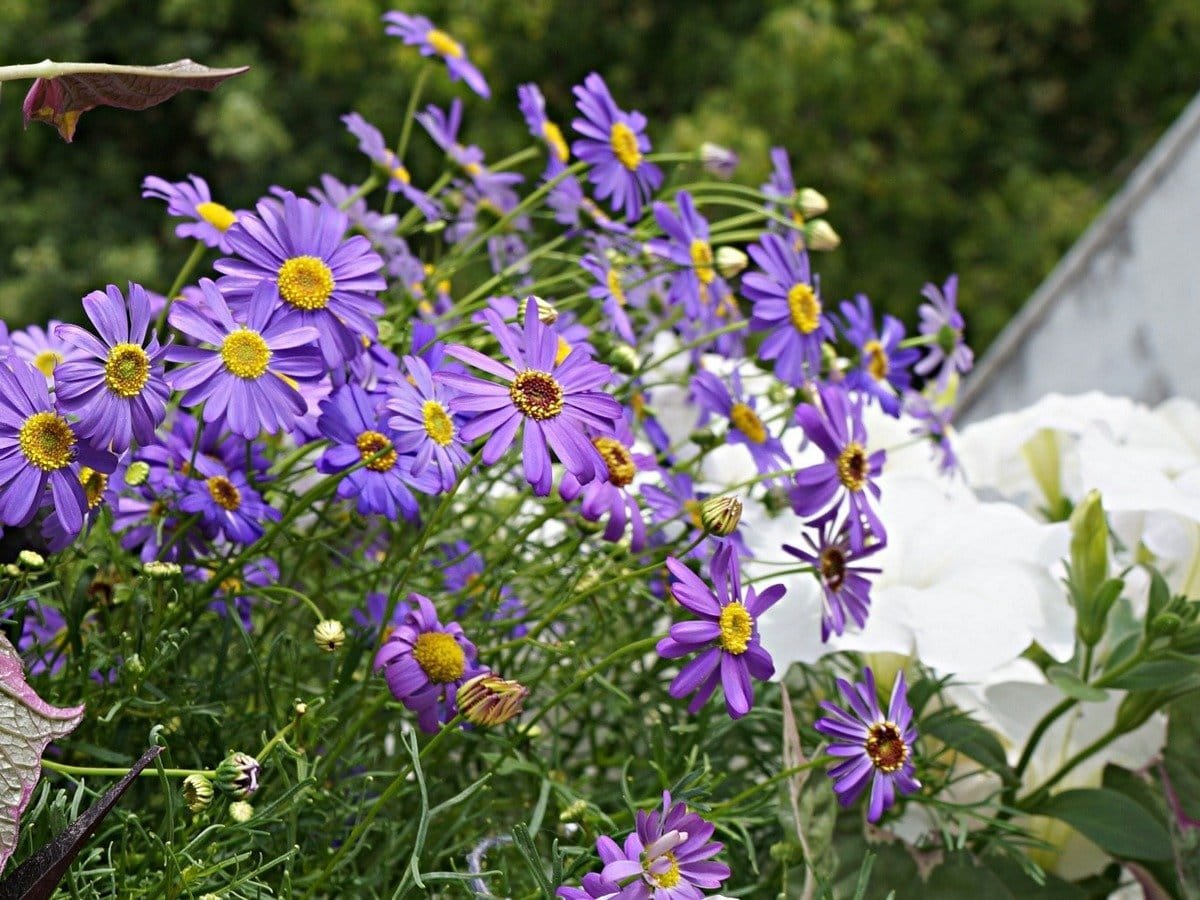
top-left (18, 411), bottom-right (75, 471)
top-left (645, 851), bottom-right (682, 888)
top-left (510, 370), bottom-right (564, 420)
top-left (103, 342), bottom-right (151, 398)
top-left (356, 430), bottom-right (398, 472)
top-left (206, 475), bottom-right (242, 511)
top-left (717, 602), bottom-right (753, 654)
top-left (683, 499), bottom-right (704, 530)
top-left (422, 400), bottom-right (455, 447)
top-left (219, 576), bottom-right (243, 594)
top-left (865, 721), bottom-right (908, 773)
top-left (541, 120), bottom-right (569, 163)
top-left (609, 121), bottom-right (642, 171)
top-left (426, 28), bottom-right (464, 59)
top-left (593, 437), bottom-right (636, 487)
top-left (730, 402), bottom-right (767, 444)
top-left (689, 239), bottom-right (715, 285)
top-left (863, 339), bottom-right (889, 382)
top-left (412, 631), bottom-right (467, 684)
top-left (277, 255), bottom-right (335, 311)
top-left (32, 350), bottom-right (62, 377)
top-left (391, 164), bottom-right (412, 185)
top-left (787, 283), bottom-right (821, 334)
top-left (819, 545), bottom-right (846, 591)
top-left (836, 442), bottom-right (868, 492)
top-left (196, 201), bottom-right (237, 232)
top-left (606, 268), bottom-right (627, 306)
top-left (221, 329), bottom-right (272, 380)
top-left (80, 467), bottom-right (108, 509)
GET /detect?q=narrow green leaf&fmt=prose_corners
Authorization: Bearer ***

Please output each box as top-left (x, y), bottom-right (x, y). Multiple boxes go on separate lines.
top-left (923, 709), bottom-right (1016, 783)
top-left (1031, 788), bottom-right (1172, 861)
top-left (1046, 666), bottom-right (1108, 702)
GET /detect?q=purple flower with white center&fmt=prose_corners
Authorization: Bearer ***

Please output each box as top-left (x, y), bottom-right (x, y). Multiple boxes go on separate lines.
top-left (790, 383), bottom-right (886, 552)
top-left (691, 369), bottom-right (790, 478)
top-left (10, 321), bottom-right (78, 381)
top-left (648, 191), bottom-right (723, 316)
top-left (341, 113), bottom-right (442, 221)
top-left (141, 173), bottom-right (241, 251)
top-left (179, 455), bottom-right (278, 545)
top-left (840, 294), bottom-right (921, 417)
top-left (814, 667), bottom-right (920, 822)
top-left (560, 418), bottom-right (655, 551)
top-left (17, 600), bottom-right (69, 676)
top-left (657, 543), bottom-right (784, 719)
top-left (915, 274), bottom-right (973, 387)
top-left (54, 283), bottom-right (170, 453)
top-left (442, 299), bottom-right (622, 496)
top-left (0, 357), bottom-right (115, 537)
top-left (168, 278), bottom-right (323, 439)
top-left (382, 12), bottom-right (490, 99)
top-left (518, 83), bottom-right (570, 169)
top-left (316, 383), bottom-right (436, 520)
top-left (744, 232), bottom-right (832, 386)
top-left (214, 190), bottom-right (386, 367)
top-left (373, 592), bottom-right (484, 733)
top-left (386, 355), bottom-right (469, 493)
top-left (571, 72), bottom-right (663, 222)
top-left (783, 517), bottom-right (882, 642)
top-left (580, 253), bottom-right (638, 344)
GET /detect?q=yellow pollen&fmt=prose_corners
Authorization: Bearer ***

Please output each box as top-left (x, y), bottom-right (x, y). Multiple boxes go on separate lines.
top-left (277, 255), bottom-right (335, 311)
top-left (555, 337), bottom-right (572, 366)
top-left (356, 430), bottom-right (398, 472)
top-left (541, 120), bottom-right (569, 163)
top-left (196, 201), bottom-right (237, 232)
top-left (510, 370), bottom-right (564, 420)
top-left (390, 164), bottom-right (412, 185)
top-left (32, 350), bottom-right (62, 377)
top-left (689, 239), bottom-right (715, 285)
top-left (220, 329), bottom-right (272, 380)
top-left (80, 467), bottom-right (108, 509)
top-left (863, 339), bottom-right (890, 382)
top-left (837, 442), bottom-right (868, 492)
top-left (412, 631), bottom-right (466, 683)
top-left (606, 268), bottom-right (627, 306)
top-left (865, 721), bottom-right (909, 773)
top-left (464, 161), bottom-right (483, 177)
top-left (730, 402), bottom-right (767, 445)
top-left (103, 343), bottom-right (151, 398)
top-left (787, 283), bottom-right (821, 334)
top-left (422, 400), bottom-right (455, 447)
top-left (219, 576), bottom-right (243, 594)
top-left (609, 121), bottom-right (642, 171)
top-left (820, 545), bottom-right (846, 591)
top-left (593, 437), bottom-right (636, 487)
top-left (426, 28), bottom-right (464, 59)
top-left (646, 851), bottom-right (682, 889)
top-left (717, 602), bottom-right (753, 654)
top-left (792, 209), bottom-right (806, 228)
top-left (18, 411), bottom-right (75, 471)
top-left (206, 475), bottom-right (242, 511)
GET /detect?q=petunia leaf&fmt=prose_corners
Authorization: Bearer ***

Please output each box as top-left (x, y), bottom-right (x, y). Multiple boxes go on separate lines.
top-left (0, 633), bottom-right (84, 873)
top-left (15, 59), bottom-right (249, 142)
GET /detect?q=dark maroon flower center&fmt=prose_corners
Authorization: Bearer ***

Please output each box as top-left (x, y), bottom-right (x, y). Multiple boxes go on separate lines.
top-left (510, 369), bottom-right (564, 420)
top-left (865, 722), bottom-right (908, 773)
top-left (820, 545), bottom-right (846, 591)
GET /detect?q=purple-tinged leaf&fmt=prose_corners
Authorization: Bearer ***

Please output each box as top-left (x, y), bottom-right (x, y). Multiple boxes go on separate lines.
top-left (0, 634), bottom-right (83, 872)
top-left (21, 59), bottom-right (249, 142)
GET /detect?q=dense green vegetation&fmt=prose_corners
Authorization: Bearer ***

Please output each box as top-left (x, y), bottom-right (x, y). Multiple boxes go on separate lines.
top-left (2, 0), bottom-right (1199, 350)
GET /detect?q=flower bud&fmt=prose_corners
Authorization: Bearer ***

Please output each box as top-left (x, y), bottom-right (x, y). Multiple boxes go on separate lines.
top-left (228, 800), bottom-right (254, 823)
top-left (313, 619), bottom-right (346, 653)
top-left (1149, 612), bottom-right (1183, 638)
top-left (715, 246), bottom-right (749, 279)
top-left (457, 671), bottom-right (530, 726)
top-left (2, 564), bottom-right (18, 577)
top-left (124, 460), bottom-right (151, 486)
top-left (804, 219), bottom-right (841, 251)
top-left (182, 774), bottom-right (214, 812)
top-left (376, 319), bottom-right (396, 344)
top-left (215, 751), bottom-right (261, 799)
top-left (699, 496), bottom-right (743, 537)
top-left (559, 798), bottom-right (589, 822)
top-left (607, 343), bottom-right (640, 375)
top-left (17, 550), bottom-right (44, 568)
top-left (528, 295), bottom-right (558, 326)
top-left (143, 561), bottom-right (182, 579)
top-left (797, 187), bottom-right (829, 218)
top-left (699, 142), bottom-right (739, 179)
top-left (1069, 491), bottom-right (1112, 650)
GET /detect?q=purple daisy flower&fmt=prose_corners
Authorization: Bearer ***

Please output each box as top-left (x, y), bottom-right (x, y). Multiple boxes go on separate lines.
top-left (442, 299), bottom-right (622, 496)
top-left (571, 72), bottom-right (663, 221)
top-left (744, 232), bottom-right (832, 386)
top-left (168, 279), bottom-right (323, 439)
top-left (783, 517), bottom-right (883, 642)
top-left (0, 357), bottom-right (115, 536)
top-left (691, 369), bottom-right (791, 479)
top-left (814, 667), bottom-right (921, 822)
top-left (54, 282), bottom-right (170, 452)
top-left (761, 146), bottom-right (807, 251)
top-left (316, 383), bottom-right (436, 520)
top-left (179, 455), bottom-right (278, 545)
top-left (214, 190), bottom-right (386, 368)
top-left (41, 454), bottom-right (127, 552)
top-left (341, 112), bottom-right (441, 221)
top-left (141, 173), bottom-right (241, 251)
top-left (351, 591), bottom-right (412, 640)
top-left (386, 355), bottom-right (470, 492)
top-left (438, 541), bottom-right (528, 638)
top-left (905, 392), bottom-right (959, 476)
top-left (518, 82), bottom-right (570, 168)
top-left (657, 543), bottom-right (784, 719)
top-left (915, 274), bottom-right (973, 387)
top-left (10, 321), bottom-right (78, 381)
top-left (382, 12), bottom-right (490, 99)
top-left (17, 600), bottom-right (69, 677)
top-left (840, 294), bottom-right (921, 417)
top-left (373, 592), bottom-right (484, 733)
top-left (198, 557), bottom-right (278, 631)
top-left (560, 417), bottom-right (655, 551)
top-left (579, 253), bottom-right (639, 345)
top-left (648, 191), bottom-right (723, 316)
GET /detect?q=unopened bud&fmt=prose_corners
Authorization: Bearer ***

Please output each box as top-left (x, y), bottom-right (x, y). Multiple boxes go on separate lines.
top-left (699, 142), bottom-right (739, 179)
top-left (124, 461), bottom-right (151, 486)
top-left (376, 319), bottom-right (396, 344)
top-left (215, 752), bottom-right (261, 799)
top-left (457, 672), bottom-right (530, 726)
top-left (182, 774), bottom-right (214, 812)
top-left (715, 246), bottom-right (749, 279)
top-left (528, 295), bottom-right (558, 326)
top-left (608, 343), bottom-right (639, 375)
top-left (797, 188), bottom-right (828, 219)
top-left (228, 800), bottom-right (254, 823)
top-left (143, 561), bottom-right (182, 579)
top-left (3, 564), bottom-right (17, 577)
top-left (699, 496), bottom-right (743, 537)
top-left (1149, 612), bottom-right (1183, 638)
top-left (804, 219), bottom-right (840, 251)
top-left (17, 550), bottom-right (44, 568)
top-left (125, 653), bottom-right (145, 676)
top-left (313, 619), bottom-right (346, 653)
top-left (559, 798), bottom-right (589, 822)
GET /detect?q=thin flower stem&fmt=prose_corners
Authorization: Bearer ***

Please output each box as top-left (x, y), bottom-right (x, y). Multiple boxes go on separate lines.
top-left (155, 240), bottom-right (208, 333)
top-left (382, 63), bottom-right (432, 216)
top-left (42, 759), bottom-right (216, 779)
top-left (338, 173), bottom-right (381, 211)
top-left (1018, 727), bottom-right (1121, 808)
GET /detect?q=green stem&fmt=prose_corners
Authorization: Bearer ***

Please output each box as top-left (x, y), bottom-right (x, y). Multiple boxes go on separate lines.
top-left (43, 759), bottom-right (215, 779)
top-left (155, 240), bottom-right (208, 333)
top-left (382, 64), bottom-right (432, 216)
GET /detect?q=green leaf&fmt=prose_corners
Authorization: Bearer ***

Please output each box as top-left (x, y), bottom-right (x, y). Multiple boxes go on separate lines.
top-left (1046, 666), bottom-right (1108, 702)
top-left (923, 709), bottom-right (1016, 784)
top-left (1102, 659), bottom-right (1200, 691)
top-left (1164, 692), bottom-right (1200, 824)
top-left (1146, 569), bottom-right (1171, 622)
top-left (1030, 788), bottom-right (1173, 861)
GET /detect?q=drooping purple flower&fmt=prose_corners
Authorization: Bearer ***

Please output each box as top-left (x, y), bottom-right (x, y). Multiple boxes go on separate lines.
top-left (905, 392), bottom-right (960, 476)
top-left (915, 274), bottom-right (973, 387)
top-left (386, 355), bottom-right (470, 492)
top-left (657, 543), bottom-right (784, 719)
top-left (141, 173), bottom-right (242, 251)
top-left (215, 190), bottom-right (386, 367)
top-left (790, 383), bottom-right (886, 551)
top-left (691, 369), bottom-right (791, 479)
top-left (761, 146), bottom-right (807, 251)
top-left (383, 12), bottom-right (490, 99)
top-left (10, 321), bottom-right (79, 381)
top-left (442, 299), bottom-right (622, 496)
top-left (744, 232), bottom-right (832, 386)
top-left (571, 72), bottom-right (663, 221)
top-left (815, 668), bottom-right (921, 822)
top-left (648, 191), bottom-right (724, 317)
top-left (341, 112), bottom-right (442, 220)
top-left (373, 593), bottom-right (484, 733)
top-left (579, 253), bottom-right (640, 345)
top-left (560, 417), bottom-right (655, 551)
top-left (839, 294), bottom-right (921, 417)
top-left (179, 454), bottom-right (278, 545)
top-left (54, 283), bottom-right (170, 453)
top-left (783, 517), bottom-right (882, 642)
top-left (518, 82), bottom-right (571, 170)
top-left (168, 278), bottom-right (323, 439)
